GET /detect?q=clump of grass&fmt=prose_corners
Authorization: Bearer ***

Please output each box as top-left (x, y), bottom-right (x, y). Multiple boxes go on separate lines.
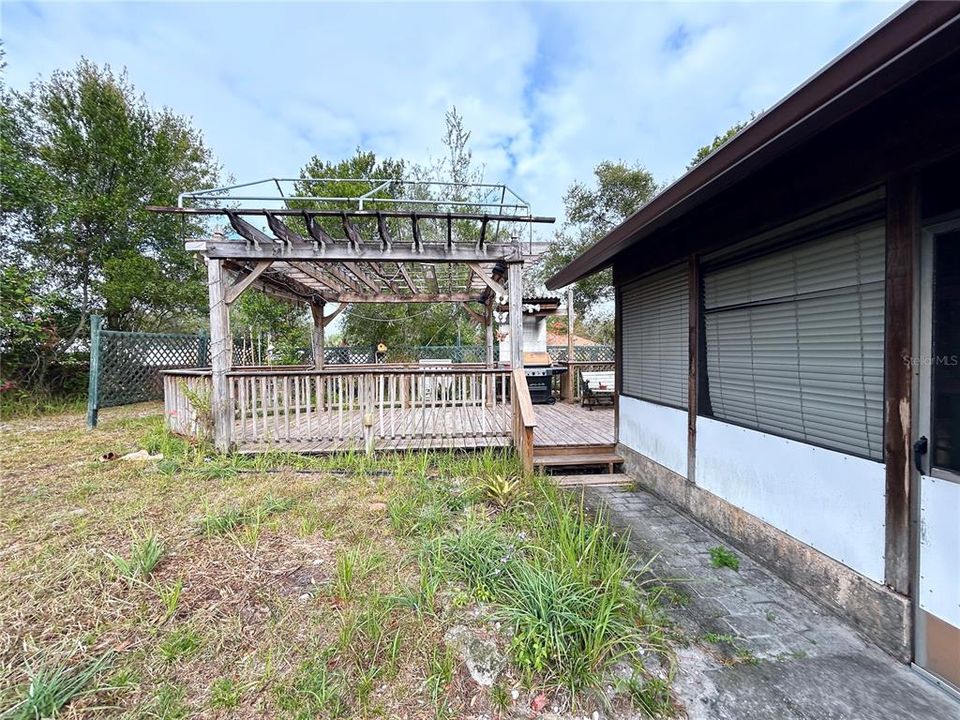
top-left (144, 682), bottom-right (189, 719)
top-left (273, 657), bottom-right (346, 718)
top-left (708, 545), bottom-right (740, 571)
top-left (156, 579), bottom-right (184, 620)
top-left (386, 474), bottom-right (465, 538)
top-left (433, 478), bottom-right (669, 696)
top-left (209, 677), bottom-right (241, 710)
top-left (158, 626), bottom-right (201, 663)
top-left (108, 531), bottom-right (165, 580)
top-left (199, 495), bottom-right (295, 536)
top-left (620, 675), bottom-right (673, 717)
top-left (424, 644), bottom-right (455, 705)
top-left (6, 653), bottom-right (112, 720)
top-left (333, 543), bottom-right (384, 600)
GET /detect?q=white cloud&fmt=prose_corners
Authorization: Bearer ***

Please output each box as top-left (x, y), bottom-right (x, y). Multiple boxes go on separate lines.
top-left (4, 0), bottom-right (900, 225)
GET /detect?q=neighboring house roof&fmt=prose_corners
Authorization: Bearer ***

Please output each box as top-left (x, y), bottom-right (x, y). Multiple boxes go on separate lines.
top-left (545, 331), bottom-right (598, 347)
top-left (546, 1), bottom-right (960, 290)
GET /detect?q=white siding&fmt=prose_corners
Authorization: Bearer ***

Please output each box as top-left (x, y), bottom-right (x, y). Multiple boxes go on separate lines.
top-left (695, 416), bottom-right (886, 582)
top-left (918, 474), bottom-right (960, 627)
top-left (619, 395), bottom-right (688, 478)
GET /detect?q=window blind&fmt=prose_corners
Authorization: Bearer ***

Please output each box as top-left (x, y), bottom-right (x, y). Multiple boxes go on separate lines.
top-left (703, 221), bottom-right (885, 459)
top-left (621, 264), bottom-right (688, 408)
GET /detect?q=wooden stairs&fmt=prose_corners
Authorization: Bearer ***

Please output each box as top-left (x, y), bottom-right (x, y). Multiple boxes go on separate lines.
top-left (534, 443), bottom-right (631, 487)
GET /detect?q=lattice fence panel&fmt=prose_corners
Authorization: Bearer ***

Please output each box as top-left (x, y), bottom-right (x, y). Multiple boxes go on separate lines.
top-left (98, 330), bottom-right (204, 407)
top-left (547, 345), bottom-right (614, 362)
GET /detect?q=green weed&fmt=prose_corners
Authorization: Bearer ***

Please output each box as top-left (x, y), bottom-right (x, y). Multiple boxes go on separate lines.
top-left (108, 531), bottom-right (165, 580)
top-left (209, 677), bottom-right (241, 710)
top-left (5, 653), bottom-right (112, 720)
top-left (158, 626), bottom-right (201, 663)
top-left (708, 545), bottom-right (740, 571)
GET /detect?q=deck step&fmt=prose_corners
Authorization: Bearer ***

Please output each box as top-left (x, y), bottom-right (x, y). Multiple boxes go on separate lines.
top-left (555, 473), bottom-right (632, 488)
top-left (533, 451), bottom-right (624, 472)
top-left (534, 443), bottom-right (617, 458)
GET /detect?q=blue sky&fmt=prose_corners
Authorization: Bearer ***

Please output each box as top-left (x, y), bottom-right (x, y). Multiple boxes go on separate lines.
top-left (3, 1), bottom-right (900, 222)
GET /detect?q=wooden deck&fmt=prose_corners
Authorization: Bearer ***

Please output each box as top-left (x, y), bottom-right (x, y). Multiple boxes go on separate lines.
top-left (234, 400), bottom-right (613, 454)
top-left (533, 402), bottom-right (614, 448)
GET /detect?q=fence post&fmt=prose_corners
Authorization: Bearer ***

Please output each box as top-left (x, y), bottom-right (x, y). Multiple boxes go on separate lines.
top-left (86, 315), bottom-right (102, 429)
top-left (197, 331), bottom-right (209, 368)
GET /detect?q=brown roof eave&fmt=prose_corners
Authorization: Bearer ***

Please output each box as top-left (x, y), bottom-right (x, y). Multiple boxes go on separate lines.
top-left (546, 1), bottom-right (960, 290)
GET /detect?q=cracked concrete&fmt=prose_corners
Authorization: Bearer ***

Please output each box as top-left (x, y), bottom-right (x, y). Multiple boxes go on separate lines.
top-left (582, 485), bottom-right (959, 720)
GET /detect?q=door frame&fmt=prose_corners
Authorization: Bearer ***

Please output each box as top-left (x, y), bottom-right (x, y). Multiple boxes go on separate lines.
top-left (912, 215), bottom-right (960, 699)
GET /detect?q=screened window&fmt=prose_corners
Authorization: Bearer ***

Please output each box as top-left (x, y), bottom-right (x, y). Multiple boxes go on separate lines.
top-left (620, 264), bottom-right (688, 408)
top-left (702, 221), bottom-right (885, 459)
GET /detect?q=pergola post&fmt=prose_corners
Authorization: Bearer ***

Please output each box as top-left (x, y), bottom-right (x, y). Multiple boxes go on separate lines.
top-left (310, 301), bottom-right (325, 370)
top-left (563, 286), bottom-right (575, 401)
top-left (507, 261), bottom-right (524, 370)
top-left (207, 257), bottom-right (232, 452)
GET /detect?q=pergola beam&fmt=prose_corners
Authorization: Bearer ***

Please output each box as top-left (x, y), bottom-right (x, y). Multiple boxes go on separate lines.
top-left (186, 240), bottom-right (522, 263)
top-left (467, 262), bottom-right (507, 298)
top-left (150, 205), bottom-right (556, 225)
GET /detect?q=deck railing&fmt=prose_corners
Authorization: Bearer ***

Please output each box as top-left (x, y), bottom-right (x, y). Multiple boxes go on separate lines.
top-left (511, 368), bottom-right (537, 475)
top-left (163, 366), bottom-right (512, 452)
top-left (556, 360), bottom-right (616, 402)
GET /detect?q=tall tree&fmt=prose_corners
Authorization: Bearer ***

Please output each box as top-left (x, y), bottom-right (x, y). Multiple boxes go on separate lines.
top-left (1, 59), bottom-right (220, 388)
top-left (535, 161), bottom-right (659, 320)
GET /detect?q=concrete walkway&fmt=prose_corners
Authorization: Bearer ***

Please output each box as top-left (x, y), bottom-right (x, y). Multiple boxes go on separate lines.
top-left (581, 485), bottom-right (960, 720)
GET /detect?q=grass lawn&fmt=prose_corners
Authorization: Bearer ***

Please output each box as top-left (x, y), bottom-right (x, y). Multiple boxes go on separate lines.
top-left (0, 403), bottom-right (679, 719)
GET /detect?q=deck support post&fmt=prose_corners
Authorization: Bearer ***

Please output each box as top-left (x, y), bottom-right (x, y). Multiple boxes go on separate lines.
top-left (485, 301), bottom-right (495, 406)
top-left (507, 261), bottom-right (524, 370)
top-left (311, 301), bottom-right (325, 370)
top-left (207, 258), bottom-right (233, 452)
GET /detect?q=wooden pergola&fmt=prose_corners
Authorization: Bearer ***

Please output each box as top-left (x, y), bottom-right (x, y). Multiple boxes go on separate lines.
top-left (150, 180), bottom-right (555, 456)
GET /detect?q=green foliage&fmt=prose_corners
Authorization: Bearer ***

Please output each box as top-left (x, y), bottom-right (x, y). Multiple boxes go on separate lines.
top-left (5, 653), bottom-right (112, 720)
top-left (199, 495), bottom-right (295, 536)
top-left (686, 114), bottom-right (758, 170)
top-left (708, 545), bottom-right (740, 571)
top-left (475, 473), bottom-right (527, 510)
top-left (108, 531), bottom-right (165, 580)
top-left (273, 658), bottom-right (346, 719)
top-left (620, 675), bottom-right (674, 717)
top-left (230, 292), bottom-right (311, 365)
top-left (535, 161), bottom-right (659, 319)
top-left (1, 59), bottom-right (219, 391)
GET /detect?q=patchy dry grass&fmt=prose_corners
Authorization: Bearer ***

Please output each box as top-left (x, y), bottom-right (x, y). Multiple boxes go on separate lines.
top-left (0, 403), bottom-right (677, 718)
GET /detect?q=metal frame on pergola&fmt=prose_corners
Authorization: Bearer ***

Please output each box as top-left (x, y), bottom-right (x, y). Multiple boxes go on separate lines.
top-left (149, 178), bottom-right (555, 450)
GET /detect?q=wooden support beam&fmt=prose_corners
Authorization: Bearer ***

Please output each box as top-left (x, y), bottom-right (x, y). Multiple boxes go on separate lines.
top-left (187, 239), bottom-right (522, 264)
top-left (467, 262), bottom-right (507, 297)
top-left (151, 205), bottom-right (557, 225)
top-left (225, 261), bottom-right (272, 304)
top-left (883, 174), bottom-right (917, 596)
top-left (265, 213), bottom-right (301, 245)
top-left (412, 215), bottom-right (423, 250)
top-left (286, 262), bottom-right (350, 293)
top-left (321, 303), bottom-right (346, 327)
top-left (342, 214), bottom-right (363, 249)
top-left (322, 265), bottom-right (362, 292)
top-left (310, 302), bottom-right (325, 369)
top-left (207, 258), bottom-right (233, 452)
top-left (507, 262), bottom-right (524, 370)
top-left (305, 214), bottom-right (334, 248)
top-left (424, 264), bottom-right (439, 294)
top-left (376, 213), bottom-right (394, 250)
top-left (226, 211), bottom-right (275, 246)
top-left (365, 262), bottom-right (401, 294)
top-left (562, 286), bottom-right (575, 400)
top-left (397, 263), bottom-right (418, 293)
top-left (342, 262), bottom-right (381, 293)
top-left (335, 292), bottom-right (484, 303)
top-left (459, 302), bottom-right (485, 326)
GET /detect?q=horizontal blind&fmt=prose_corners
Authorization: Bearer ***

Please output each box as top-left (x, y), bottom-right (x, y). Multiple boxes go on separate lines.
top-left (621, 264), bottom-right (688, 408)
top-left (703, 221), bottom-right (885, 459)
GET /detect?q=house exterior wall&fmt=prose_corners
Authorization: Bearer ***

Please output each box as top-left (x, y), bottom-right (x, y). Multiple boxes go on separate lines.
top-left (618, 395), bottom-right (688, 478)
